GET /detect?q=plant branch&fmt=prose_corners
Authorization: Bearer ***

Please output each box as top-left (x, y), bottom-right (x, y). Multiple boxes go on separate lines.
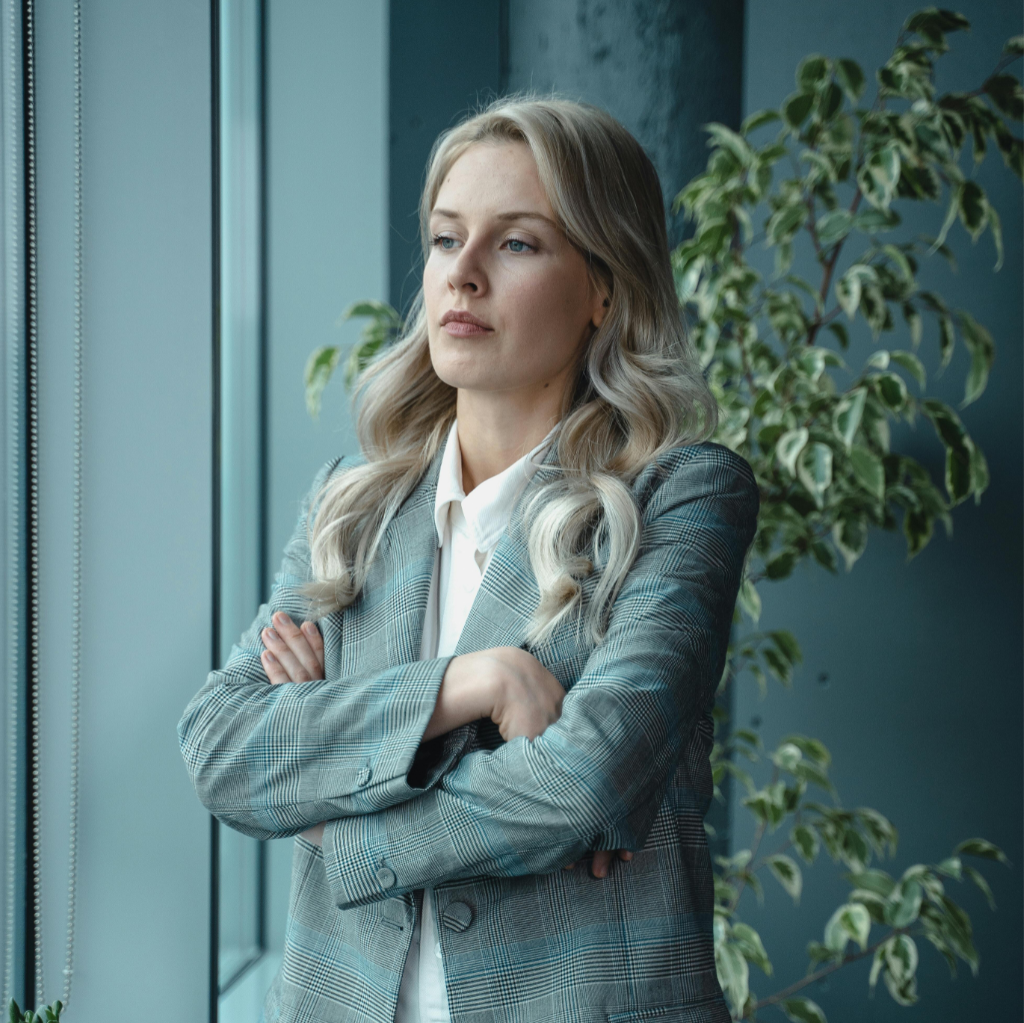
top-left (746, 927), bottom-right (911, 1013)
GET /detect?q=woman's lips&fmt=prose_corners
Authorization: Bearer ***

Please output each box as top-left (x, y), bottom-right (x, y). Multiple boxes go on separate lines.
top-left (440, 310), bottom-right (494, 337)
top-left (443, 320), bottom-right (493, 337)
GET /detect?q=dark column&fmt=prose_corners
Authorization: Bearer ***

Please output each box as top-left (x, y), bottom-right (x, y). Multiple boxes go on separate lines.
top-left (506, 0), bottom-right (745, 243)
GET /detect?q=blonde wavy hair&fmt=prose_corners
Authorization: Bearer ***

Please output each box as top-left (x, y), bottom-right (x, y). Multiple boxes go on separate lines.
top-left (306, 96), bottom-right (717, 644)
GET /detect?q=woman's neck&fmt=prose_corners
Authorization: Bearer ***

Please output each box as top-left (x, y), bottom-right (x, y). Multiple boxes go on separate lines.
top-left (456, 385), bottom-right (564, 494)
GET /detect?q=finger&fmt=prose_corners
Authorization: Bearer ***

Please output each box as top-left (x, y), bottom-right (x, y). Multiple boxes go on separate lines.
top-left (301, 620), bottom-right (325, 673)
top-left (261, 650), bottom-right (292, 685)
top-left (618, 850), bottom-right (633, 861)
top-left (591, 850), bottom-right (612, 879)
top-left (562, 862), bottom-right (576, 871)
top-left (262, 627), bottom-right (313, 682)
top-left (272, 612), bottom-right (324, 680)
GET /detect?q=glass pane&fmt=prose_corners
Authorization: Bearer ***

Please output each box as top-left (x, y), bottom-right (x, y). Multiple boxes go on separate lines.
top-left (217, 0), bottom-right (265, 996)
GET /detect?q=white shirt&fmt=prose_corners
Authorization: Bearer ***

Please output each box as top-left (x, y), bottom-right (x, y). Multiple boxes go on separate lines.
top-left (393, 420), bottom-right (554, 1023)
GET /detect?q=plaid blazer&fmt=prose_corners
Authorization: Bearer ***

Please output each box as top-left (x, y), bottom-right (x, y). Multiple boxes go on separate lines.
top-left (179, 440), bottom-right (758, 1023)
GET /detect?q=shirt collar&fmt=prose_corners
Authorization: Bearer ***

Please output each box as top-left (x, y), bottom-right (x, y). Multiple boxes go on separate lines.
top-left (433, 419), bottom-right (558, 552)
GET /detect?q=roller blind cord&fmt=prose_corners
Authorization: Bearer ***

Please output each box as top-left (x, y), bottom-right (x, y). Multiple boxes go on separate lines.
top-left (4, 0), bottom-right (83, 1009)
top-left (63, 0), bottom-right (84, 1007)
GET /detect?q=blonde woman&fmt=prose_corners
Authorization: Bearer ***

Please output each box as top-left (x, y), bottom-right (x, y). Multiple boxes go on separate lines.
top-left (180, 97), bottom-right (758, 1023)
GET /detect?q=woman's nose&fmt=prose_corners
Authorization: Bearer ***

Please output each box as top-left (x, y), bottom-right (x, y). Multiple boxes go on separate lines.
top-left (447, 245), bottom-right (487, 295)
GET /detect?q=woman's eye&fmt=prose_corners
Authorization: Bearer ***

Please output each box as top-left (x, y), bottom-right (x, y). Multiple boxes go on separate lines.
top-left (506, 238), bottom-right (534, 254)
top-left (432, 234), bottom-right (458, 250)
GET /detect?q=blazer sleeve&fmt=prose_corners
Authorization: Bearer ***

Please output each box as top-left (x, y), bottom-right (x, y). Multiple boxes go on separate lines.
top-left (318, 446), bottom-right (758, 909)
top-left (177, 458), bottom-right (460, 840)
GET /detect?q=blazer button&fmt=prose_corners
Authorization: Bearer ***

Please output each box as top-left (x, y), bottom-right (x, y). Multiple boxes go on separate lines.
top-left (441, 900), bottom-right (473, 932)
top-left (375, 867), bottom-right (396, 890)
top-left (357, 766), bottom-right (372, 786)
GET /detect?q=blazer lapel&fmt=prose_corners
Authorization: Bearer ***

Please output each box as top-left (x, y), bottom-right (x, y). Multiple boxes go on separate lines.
top-left (338, 450), bottom-right (443, 675)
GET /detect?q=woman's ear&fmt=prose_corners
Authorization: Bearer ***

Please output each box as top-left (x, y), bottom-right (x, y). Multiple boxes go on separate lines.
top-left (591, 291), bottom-right (611, 329)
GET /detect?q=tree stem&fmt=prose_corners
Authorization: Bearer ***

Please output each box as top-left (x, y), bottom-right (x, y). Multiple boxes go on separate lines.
top-left (746, 927), bottom-right (910, 1013)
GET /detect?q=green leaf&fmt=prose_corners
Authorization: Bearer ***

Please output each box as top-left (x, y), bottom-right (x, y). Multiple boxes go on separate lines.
top-left (858, 144), bottom-right (901, 209)
top-left (954, 837), bottom-right (1010, 865)
top-left (741, 108), bottom-right (782, 134)
top-left (816, 209), bottom-right (853, 245)
top-left (781, 996), bottom-right (827, 1023)
top-left (836, 263), bottom-right (877, 320)
top-left (888, 877), bottom-right (923, 927)
top-left (957, 180), bottom-right (988, 240)
top-left (770, 630), bottom-right (802, 664)
top-left (817, 82), bottom-right (844, 121)
top-left (963, 864), bottom-right (996, 910)
top-left (731, 921), bottom-right (773, 975)
top-left (1006, 35), bottom-right (1024, 56)
top-left (768, 854), bottom-right (803, 902)
top-left (705, 122), bottom-right (754, 166)
top-left (956, 311), bottom-right (994, 406)
top-left (783, 733), bottom-right (829, 766)
top-left (879, 934), bottom-right (920, 1006)
top-left (833, 512), bottom-right (868, 569)
top-left (824, 901), bottom-right (871, 953)
top-left (796, 54), bottom-right (829, 92)
top-left (903, 302), bottom-right (923, 349)
top-left (890, 350), bottom-right (926, 388)
top-left (767, 202), bottom-right (806, 244)
top-left (737, 578), bottom-right (762, 623)
top-left (983, 73), bottom-right (1024, 120)
top-left (850, 445), bottom-right (885, 501)
top-left (836, 58), bottom-right (866, 100)
top-left (783, 91), bottom-right (815, 128)
top-left (303, 345), bottom-right (342, 420)
top-left (772, 741), bottom-right (802, 772)
top-left (714, 938), bottom-right (749, 1015)
top-left (853, 207), bottom-right (900, 233)
top-left (875, 372), bottom-right (908, 412)
top-left (826, 321), bottom-right (849, 348)
top-left (797, 442), bottom-right (833, 505)
top-left (342, 299), bottom-right (398, 322)
top-left (776, 427), bottom-right (809, 476)
top-left (833, 387), bottom-right (867, 450)
top-left (938, 311), bottom-right (956, 368)
top-left (792, 823), bottom-right (821, 863)
top-left (987, 202), bottom-right (1004, 270)
top-left (765, 549), bottom-right (797, 581)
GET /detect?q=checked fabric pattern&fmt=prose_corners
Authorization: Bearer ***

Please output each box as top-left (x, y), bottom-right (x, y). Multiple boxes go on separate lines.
top-left (178, 441), bottom-right (758, 1023)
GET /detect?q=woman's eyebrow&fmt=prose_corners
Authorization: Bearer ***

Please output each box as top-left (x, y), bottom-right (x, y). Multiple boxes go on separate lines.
top-left (430, 207), bottom-right (557, 228)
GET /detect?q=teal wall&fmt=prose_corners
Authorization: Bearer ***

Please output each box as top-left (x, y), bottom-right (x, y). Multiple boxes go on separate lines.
top-left (733, 2), bottom-right (1023, 1019)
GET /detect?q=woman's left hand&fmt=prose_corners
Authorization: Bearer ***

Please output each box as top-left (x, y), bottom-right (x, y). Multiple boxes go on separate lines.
top-left (261, 611), bottom-right (325, 684)
top-left (563, 848), bottom-right (633, 878)
top-left (261, 611), bottom-right (326, 845)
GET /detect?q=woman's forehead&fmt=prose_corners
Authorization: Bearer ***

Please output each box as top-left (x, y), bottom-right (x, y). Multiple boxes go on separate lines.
top-left (432, 141), bottom-right (553, 220)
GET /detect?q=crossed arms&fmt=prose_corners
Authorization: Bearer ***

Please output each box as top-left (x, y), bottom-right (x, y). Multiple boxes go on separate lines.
top-left (177, 446), bottom-right (758, 910)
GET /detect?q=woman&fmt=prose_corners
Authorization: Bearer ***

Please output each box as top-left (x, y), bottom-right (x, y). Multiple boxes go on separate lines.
top-left (180, 96), bottom-right (758, 1023)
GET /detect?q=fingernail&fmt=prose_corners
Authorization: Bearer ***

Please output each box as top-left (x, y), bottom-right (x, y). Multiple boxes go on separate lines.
top-left (263, 651), bottom-right (276, 663)
top-left (622, 852), bottom-right (633, 861)
top-left (266, 628), bottom-right (278, 640)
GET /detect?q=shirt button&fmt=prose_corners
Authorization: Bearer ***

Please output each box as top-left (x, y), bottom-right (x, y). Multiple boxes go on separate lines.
top-left (375, 867), bottom-right (396, 890)
top-left (441, 900), bottom-right (473, 932)
top-left (356, 766), bottom-right (372, 786)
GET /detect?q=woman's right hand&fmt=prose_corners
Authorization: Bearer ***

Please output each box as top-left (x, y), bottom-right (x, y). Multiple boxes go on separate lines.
top-left (426, 646), bottom-right (564, 743)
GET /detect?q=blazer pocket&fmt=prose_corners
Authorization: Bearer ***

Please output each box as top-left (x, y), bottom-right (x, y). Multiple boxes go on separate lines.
top-left (607, 993), bottom-right (729, 1023)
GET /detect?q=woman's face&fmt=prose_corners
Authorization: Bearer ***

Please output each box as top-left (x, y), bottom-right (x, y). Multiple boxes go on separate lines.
top-left (423, 141), bottom-right (606, 402)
